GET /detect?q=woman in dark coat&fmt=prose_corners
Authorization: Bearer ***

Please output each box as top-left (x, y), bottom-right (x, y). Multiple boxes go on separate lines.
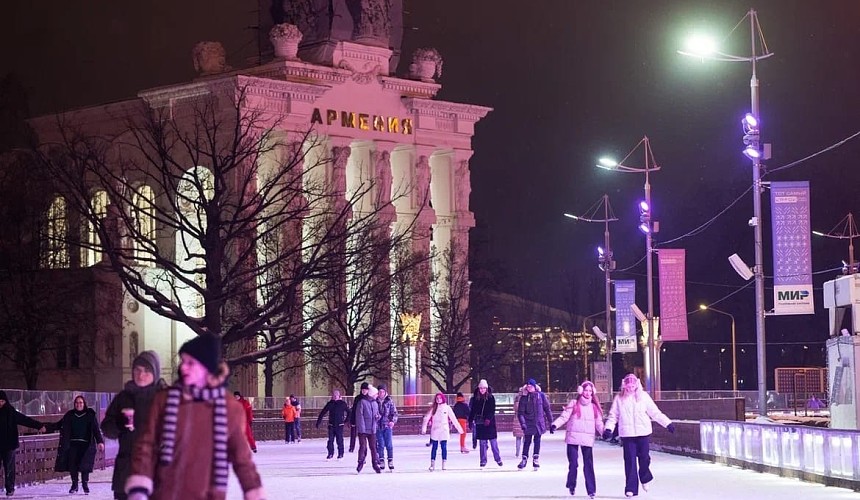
top-left (468, 379), bottom-right (502, 468)
top-left (101, 350), bottom-right (166, 499)
top-left (53, 395), bottom-right (105, 494)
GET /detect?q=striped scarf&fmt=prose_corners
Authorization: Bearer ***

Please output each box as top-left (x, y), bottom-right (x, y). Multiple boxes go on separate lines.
top-left (159, 384), bottom-right (228, 491)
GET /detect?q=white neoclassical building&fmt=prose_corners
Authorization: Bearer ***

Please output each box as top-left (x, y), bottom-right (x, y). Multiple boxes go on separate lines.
top-left (15, 2), bottom-right (490, 398)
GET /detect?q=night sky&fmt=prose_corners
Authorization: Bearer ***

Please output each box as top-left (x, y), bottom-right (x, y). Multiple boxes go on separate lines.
top-left (3, 1), bottom-right (860, 389)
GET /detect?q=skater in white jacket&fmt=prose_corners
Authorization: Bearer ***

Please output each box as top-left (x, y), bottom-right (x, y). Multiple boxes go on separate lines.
top-left (551, 380), bottom-right (604, 498)
top-left (421, 393), bottom-right (464, 471)
top-left (603, 374), bottom-right (675, 498)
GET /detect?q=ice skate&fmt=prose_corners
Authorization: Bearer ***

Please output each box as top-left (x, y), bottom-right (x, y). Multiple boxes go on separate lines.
top-left (532, 454), bottom-right (540, 470)
top-left (517, 456), bottom-right (528, 469)
top-left (81, 482), bottom-right (89, 494)
top-left (497, 460), bottom-right (503, 467)
top-left (69, 481), bottom-right (78, 494)
top-left (441, 459), bottom-right (447, 470)
top-left (428, 459), bottom-right (435, 471)
top-left (388, 458), bottom-right (394, 471)
top-left (356, 460), bottom-right (364, 473)
top-left (642, 480), bottom-right (652, 492)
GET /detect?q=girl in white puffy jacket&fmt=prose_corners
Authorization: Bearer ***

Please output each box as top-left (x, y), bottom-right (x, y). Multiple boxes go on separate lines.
top-left (421, 393), bottom-right (464, 471)
top-left (603, 374), bottom-right (675, 498)
top-left (551, 380), bottom-right (604, 498)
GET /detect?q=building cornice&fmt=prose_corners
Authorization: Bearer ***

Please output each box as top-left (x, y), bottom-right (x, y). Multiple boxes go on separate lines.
top-left (402, 98), bottom-right (493, 122)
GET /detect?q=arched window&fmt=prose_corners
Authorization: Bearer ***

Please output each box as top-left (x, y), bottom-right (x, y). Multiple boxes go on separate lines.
top-left (42, 195), bottom-right (69, 268)
top-left (133, 185), bottom-right (156, 267)
top-left (82, 190), bottom-right (108, 267)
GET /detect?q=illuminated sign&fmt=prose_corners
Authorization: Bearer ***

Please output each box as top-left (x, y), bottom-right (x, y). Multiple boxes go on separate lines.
top-left (310, 108), bottom-right (413, 135)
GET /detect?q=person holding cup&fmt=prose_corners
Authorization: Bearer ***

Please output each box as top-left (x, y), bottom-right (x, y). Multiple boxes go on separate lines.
top-left (101, 351), bottom-right (166, 500)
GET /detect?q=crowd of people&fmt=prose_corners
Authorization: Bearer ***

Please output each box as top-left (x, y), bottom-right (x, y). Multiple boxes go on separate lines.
top-left (0, 341), bottom-right (677, 500)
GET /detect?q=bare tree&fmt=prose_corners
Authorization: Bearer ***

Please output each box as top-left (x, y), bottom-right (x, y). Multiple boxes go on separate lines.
top-left (36, 82), bottom-right (406, 379)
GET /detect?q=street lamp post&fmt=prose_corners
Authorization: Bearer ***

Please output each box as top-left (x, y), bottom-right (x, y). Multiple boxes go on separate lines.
top-left (699, 304), bottom-right (737, 392)
top-left (597, 137), bottom-right (661, 396)
top-left (679, 8), bottom-right (773, 416)
top-left (564, 194), bottom-right (618, 393)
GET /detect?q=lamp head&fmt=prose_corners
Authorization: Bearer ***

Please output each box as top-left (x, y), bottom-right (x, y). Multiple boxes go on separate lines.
top-left (638, 222), bottom-right (651, 234)
top-left (639, 200), bottom-right (650, 214)
top-left (597, 246), bottom-right (605, 257)
top-left (683, 35), bottom-right (717, 57)
top-left (743, 145), bottom-right (761, 160)
top-left (597, 158), bottom-right (618, 169)
top-left (698, 304), bottom-right (708, 311)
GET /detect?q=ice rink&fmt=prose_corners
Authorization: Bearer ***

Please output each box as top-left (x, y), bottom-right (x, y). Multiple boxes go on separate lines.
top-left (12, 433), bottom-right (858, 499)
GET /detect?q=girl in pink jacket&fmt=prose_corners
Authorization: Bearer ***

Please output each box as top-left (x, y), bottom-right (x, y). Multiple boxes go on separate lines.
top-left (551, 380), bottom-right (604, 499)
top-left (603, 374), bottom-right (675, 498)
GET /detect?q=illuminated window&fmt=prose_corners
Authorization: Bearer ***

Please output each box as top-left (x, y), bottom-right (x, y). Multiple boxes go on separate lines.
top-left (42, 195), bottom-right (69, 268)
top-left (82, 190), bottom-right (108, 267)
top-left (133, 185), bottom-right (156, 266)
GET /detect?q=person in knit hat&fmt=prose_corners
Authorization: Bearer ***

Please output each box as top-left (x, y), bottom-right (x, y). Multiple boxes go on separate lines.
top-left (348, 382), bottom-right (370, 453)
top-left (354, 385), bottom-right (381, 473)
top-left (603, 373), bottom-right (675, 498)
top-left (551, 380), bottom-right (605, 498)
top-left (101, 350), bottom-right (167, 499)
top-left (0, 391), bottom-right (47, 496)
top-left (50, 395), bottom-right (105, 494)
top-left (421, 393), bottom-right (464, 471)
top-left (516, 378), bottom-right (553, 470)
top-left (469, 379), bottom-right (503, 468)
top-left (451, 392), bottom-right (470, 454)
top-left (125, 335), bottom-right (265, 500)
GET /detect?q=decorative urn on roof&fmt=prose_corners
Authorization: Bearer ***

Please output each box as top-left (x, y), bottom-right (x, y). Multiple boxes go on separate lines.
top-left (269, 23), bottom-right (303, 60)
top-left (409, 47), bottom-right (443, 83)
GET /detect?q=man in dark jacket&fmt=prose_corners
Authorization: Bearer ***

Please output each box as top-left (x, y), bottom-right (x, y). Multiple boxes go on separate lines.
top-left (316, 389), bottom-right (349, 460)
top-left (348, 382), bottom-right (369, 453)
top-left (516, 378), bottom-right (553, 470)
top-left (0, 390), bottom-right (47, 496)
top-left (375, 383), bottom-right (398, 471)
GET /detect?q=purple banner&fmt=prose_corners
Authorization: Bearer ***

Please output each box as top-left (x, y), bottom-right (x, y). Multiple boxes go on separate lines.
top-left (658, 249), bottom-right (688, 341)
top-left (771, 181), bottom-right (814, 315)
top-left (614, 280), bottom-right (637, 353)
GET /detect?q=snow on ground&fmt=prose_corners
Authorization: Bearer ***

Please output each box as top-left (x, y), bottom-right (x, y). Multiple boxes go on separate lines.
top-left (12, 434), bottom-right (858, 499)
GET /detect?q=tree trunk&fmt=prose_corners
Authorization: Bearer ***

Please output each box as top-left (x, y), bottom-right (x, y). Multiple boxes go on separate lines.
top-left (264, 354), bottom-right (274, 399)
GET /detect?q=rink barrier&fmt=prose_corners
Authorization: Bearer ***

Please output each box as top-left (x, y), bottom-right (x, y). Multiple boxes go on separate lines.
top-left (700, 420), bottom-right (860, 491)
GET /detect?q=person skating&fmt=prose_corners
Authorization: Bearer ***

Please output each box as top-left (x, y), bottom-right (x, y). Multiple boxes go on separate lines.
top-left (552, 380), bottom-right (604, 498)
top-left (516, 378), bottom-right (553, 471)
top-left (125, 334), bottom-right (264, 500)
top-left (281, 399), bottom-right (297, 443)
top-left (511, 385), bottom-right (527, 457)
top-left (0, 390), bottom-right (47, 497)
top-left (468, 379), bottom-right (502, 468)
top-left (101, 350), bottom-right (167, 500)
top-left (289, 394), bottom-right (302, 442)
top-left (603, 373), bottom-right (675, 498)
top-left (51, 395), bottom-right (105, 494)
top-left (234, 392), bottom-right (257, 453)
top-left (421, 393), bottom-right (464, 471)
top-left (451, 393), bottom-right (470, 454)
top-left (354, 385), bottom-right (382, 473)
top-left (348, 383), bottom-right (369, 453)
top-left (375, 384), bottom-right (398, 471)
top-left (316, 389), bottom-right (349, 460)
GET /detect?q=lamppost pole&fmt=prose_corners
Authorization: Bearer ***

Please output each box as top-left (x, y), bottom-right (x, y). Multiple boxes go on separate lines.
top-left (699, 305), bottom-right (737, 392)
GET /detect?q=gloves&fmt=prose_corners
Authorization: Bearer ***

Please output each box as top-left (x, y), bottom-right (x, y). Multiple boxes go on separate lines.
top-left (521, 424), bottom-right (527, 432)
top-left (602, 429), bottom-right (612, 440)
top-left (483, 419), bottom-right (491, 426)
top-left (549, 424), bottom-right (556, 434)
top-left (667, 423), bottom-right (676, 434)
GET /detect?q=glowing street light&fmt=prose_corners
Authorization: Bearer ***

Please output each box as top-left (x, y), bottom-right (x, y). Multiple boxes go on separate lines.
top-left (698, 304), bottom-right (738, 392)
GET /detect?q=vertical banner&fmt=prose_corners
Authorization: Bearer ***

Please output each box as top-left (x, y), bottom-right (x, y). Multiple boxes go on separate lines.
top-left (771, 181), bottom-right (814, 315)
top-left (614, 280), bottom-right (638, 353)
top-left (658, 249), bottom-right (688, 341)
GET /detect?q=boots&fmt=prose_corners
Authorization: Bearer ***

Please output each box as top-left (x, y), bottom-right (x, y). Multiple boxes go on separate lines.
top-left (517, 456), bottom-right (528, 470)
top-left (356, 460), bottom-right (364, 473)
top-left (533, 454), bottom-right (540, 470)
top-left (460, 446), bottom-right (470, 454)
top-left (441, 459), bottom-right (447, 470)
top-left (82, 481), bottom-right (89, 494)
top-left (388, 458), bottom-right (394, 471)
top-left (69, 480), bottom-right (78, 494)
top-left (428, 459), bottom-right (435, 471)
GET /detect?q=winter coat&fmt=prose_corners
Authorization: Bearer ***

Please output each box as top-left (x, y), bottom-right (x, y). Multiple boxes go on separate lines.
top-left (349, 394), bottom-right (364, 426)
top-left (605, 389), bottom-right (672, 438)
top-left (511, 394), bottom-right (524, 438)
top-left (281, 403), bottom-right (297, 423)
top-left (126, 389), bottom-right (264, 500)
top-left (53, 407), bottom-right (104, 473)
top-left (452, 401), bottom-right (470, 420)
top-left (377, 396), bottom-right (398, 427)
top-left (517, 391), bottom-right (553, 436)
top-left (422, 403), bottom-right (463, 442)
top-left (316, 399), bottom-right (349, 427)
top-left (468, 393), bottom-right (498, 440)
top-left (0, 402), bottom-right (44, 453)
top-left (101, 378), bottom-right (166, 495)
top-left (354, 396), bottom-right (380, 434)
top-left (552, 397), bottom-right (604, 447)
